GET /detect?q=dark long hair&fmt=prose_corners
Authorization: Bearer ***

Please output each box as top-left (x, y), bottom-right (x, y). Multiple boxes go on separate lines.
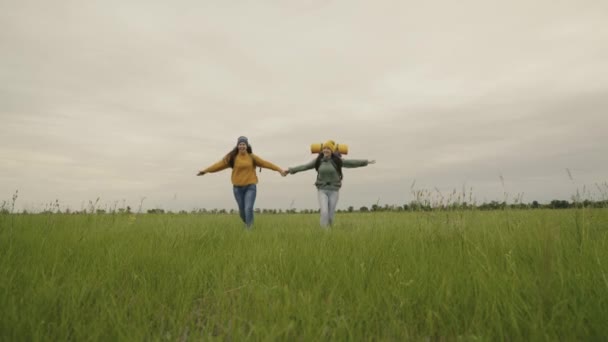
top-left (225, 145), bottom-right (253, 168)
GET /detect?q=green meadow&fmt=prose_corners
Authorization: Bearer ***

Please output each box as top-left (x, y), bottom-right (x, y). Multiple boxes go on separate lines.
top-left (1, 209), bottom-right (607, 341)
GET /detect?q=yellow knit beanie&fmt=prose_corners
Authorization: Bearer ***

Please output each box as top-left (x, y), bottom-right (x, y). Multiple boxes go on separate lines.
top-left (322, 140), bottom-right (336, 152)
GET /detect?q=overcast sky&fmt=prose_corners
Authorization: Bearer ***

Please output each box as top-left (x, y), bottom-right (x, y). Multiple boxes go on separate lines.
top-left (1, 0), bottom-right (607, 212)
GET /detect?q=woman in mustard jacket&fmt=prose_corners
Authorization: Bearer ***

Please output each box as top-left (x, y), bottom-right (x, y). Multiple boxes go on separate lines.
top-left (197, 136), bottom-right (287, 229)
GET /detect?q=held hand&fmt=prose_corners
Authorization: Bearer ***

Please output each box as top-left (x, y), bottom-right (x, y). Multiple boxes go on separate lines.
top-left (280, 169), bottom-right (288, 177)
top-left (196, 171), bottom-right (206, 176)
top-left (368, 160), bottom-right (376, 164)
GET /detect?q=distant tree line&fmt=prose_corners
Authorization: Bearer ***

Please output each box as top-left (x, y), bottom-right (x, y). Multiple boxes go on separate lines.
top-left (4, 199), bottom-right (607, 215)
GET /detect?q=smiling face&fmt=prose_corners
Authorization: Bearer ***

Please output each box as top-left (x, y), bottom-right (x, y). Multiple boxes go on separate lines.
top-left (322, 147), bottom-right (332, 158)
top-left (238, 142), bottom-right (248, 153)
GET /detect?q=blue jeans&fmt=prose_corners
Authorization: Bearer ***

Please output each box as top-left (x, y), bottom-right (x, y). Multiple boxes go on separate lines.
top-left (317, 189), bottom-right (340, 227)
top-left (233, 184), bottom-right (257, 228)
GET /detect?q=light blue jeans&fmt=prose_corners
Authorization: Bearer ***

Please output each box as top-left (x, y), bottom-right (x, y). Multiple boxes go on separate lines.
top-left (317, 189), bottom-right (339, 227)
top-left (233, 184), bottom-right (257, 228)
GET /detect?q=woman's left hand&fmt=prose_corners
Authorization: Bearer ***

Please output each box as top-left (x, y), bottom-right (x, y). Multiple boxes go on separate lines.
top-left (368, 160), bottom-right (376, 164)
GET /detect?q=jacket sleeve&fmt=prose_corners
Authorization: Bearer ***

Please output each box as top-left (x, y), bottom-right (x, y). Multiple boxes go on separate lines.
top-left (251, 154), bottom-right (283, 172)
top-left (201, 157), bottom-right (230, 173)
top-left (288, 159), bottom-right (317, 174)
top-left (342, 159), bottom-right (369, 168)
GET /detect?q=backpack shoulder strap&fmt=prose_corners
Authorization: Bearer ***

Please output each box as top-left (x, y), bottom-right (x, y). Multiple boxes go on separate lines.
top-left (314, 154), bottom-right (323, 171)
top-left (330, 155), bottom-right (343, 180)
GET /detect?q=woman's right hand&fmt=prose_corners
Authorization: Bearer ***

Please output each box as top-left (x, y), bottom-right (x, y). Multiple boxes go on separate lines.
top-left (196, 171), bottom-right (206, 176)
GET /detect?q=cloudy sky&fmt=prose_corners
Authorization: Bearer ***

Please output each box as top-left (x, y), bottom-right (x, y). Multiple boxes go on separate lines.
top-left (1, 0), bottom-right (607, 212)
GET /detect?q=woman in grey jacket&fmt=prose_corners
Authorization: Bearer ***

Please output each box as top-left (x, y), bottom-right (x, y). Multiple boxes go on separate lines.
top-left (287, 140), bottom-right (375, 227)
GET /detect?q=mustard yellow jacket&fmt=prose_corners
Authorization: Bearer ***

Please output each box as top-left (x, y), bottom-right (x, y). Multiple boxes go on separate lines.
top-left (201, 153), bottom-right (282, 186)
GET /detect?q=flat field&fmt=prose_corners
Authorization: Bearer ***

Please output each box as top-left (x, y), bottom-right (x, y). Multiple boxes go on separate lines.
top-left (1, 209), bottom-right (607, 341)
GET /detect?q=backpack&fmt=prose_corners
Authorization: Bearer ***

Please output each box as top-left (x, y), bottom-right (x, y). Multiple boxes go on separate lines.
top-left (314, 152), bottom-right (343, 180)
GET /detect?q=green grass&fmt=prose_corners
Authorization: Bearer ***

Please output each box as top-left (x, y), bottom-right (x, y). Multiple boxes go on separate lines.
top-left (1, 209), bottom-right (607, 341)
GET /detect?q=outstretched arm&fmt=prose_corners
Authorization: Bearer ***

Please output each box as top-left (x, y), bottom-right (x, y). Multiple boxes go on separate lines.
top-left (251, 154), bottom-right (288, 176)
top-left (343, 159), bottom-right (375, 168)
top-left (196, 158), bottom-right (230, 176)
top-left (288, 159), bottom-right (317, 174)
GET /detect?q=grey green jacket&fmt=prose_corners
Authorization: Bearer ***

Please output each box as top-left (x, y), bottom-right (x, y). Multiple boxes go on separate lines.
top-left (288, 157), bottom-right (369, 191)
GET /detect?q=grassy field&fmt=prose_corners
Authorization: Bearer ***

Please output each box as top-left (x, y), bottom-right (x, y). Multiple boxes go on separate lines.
top-left (1, 209), bottom-right (607, 341)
